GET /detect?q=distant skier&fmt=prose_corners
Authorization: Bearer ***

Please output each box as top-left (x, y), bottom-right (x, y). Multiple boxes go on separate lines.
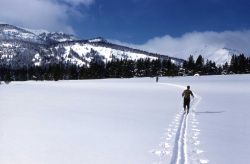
top-left (156, 76), bottom-right (159, 83)
top-left (182, 85), bottom-right (194, 114)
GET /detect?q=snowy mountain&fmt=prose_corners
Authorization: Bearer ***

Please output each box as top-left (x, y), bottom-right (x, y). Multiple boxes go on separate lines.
top-left (88, 37), bottom-right (107, 43)
top-left (207, 48), bottom-right (242, 65)
top-left (38, 32), bottom-right (77, 43)
top-left (0, 24), bottom-right (45, 44)
top-left (189, 46), bottom-right (242, 66)
top-left (0, 24), bottom-right (183, 68)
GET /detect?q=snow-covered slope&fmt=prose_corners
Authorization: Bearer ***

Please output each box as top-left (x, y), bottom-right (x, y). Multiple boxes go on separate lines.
top-left (52, 42), bottom-right (161, 66)
top-left (160, 74), bottom-right (250, 164)
top-left (24, 27), bottom-right (77, 43)
top-left (0, 78), bottom-right (181, 164)
top-left (190, 46), bottom-right (242, 65)
top-left (0, 24), bottom-right (182, 68)
top-left (0, 24), bottom-right (76, 44)
top-left (88, 37), bottom-right (107, 43)
top-left (0, 24), bottom-right (44, 44)
top-left (0, 75), bottom-right (249, 164)
top-left (207, 48), bottom-right (241, 65)
top-left (38, 32), bottom-right (77, 43)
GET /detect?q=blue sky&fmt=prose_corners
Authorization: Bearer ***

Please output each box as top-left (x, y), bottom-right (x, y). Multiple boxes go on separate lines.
top-left (0, 0), bottom-right (250, 43)
top-left (71, 0), bottom-right (250, 43)
top-left (1, 0), bottom-right (250, 57)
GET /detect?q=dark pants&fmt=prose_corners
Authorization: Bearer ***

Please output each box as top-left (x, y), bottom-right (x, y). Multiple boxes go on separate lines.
top-left (183, 98), bottom-right (190, 113)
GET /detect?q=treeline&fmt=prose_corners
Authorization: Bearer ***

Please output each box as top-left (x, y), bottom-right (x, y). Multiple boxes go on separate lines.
top-left (0, 54), bottom-right (249, 82)
top-left (180, 55), bottom-right (221, 75)
top-left (0, 58), bottom-right (178, 81)
top-left (181, 54), bottom-right (250, 75)
top-left (225, 54), bottom-right (250, 74)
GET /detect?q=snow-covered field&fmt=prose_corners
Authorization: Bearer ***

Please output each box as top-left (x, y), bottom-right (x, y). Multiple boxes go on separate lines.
top-left (0, 74), bottom-right (249, 164)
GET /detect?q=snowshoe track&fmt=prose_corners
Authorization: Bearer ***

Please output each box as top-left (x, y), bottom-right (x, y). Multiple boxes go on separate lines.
top-left (151, 83), bottom-right (208, 164)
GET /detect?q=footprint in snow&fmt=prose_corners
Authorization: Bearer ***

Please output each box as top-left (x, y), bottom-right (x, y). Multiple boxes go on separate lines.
top-left (194, 133), bottom-right (200, 138)
top-left (192, 121), bottom-right (199, 125)
top-left (192, 136), bottom-right (198, 140)
top-left (199, 159), bottom-right (209, 164)
top-left (194, 141), bottom-right (200, 146)
top-left (159, 142), bottom-right (170, 148)
top-left (192, 128), bottom-right (201, 132)
top-left (195, 149), bottom-right (204, 154)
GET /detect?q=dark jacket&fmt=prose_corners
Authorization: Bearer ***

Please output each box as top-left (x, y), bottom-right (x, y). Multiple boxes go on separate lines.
top-left (182, 89), bottom-right (194, 99)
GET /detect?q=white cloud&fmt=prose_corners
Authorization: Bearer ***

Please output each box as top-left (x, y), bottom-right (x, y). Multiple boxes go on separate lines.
top-left (111, 30), bottom-right (250, 60)
top-left (0, 0), bottom-right (94, 33)
top-left (62, 0), bottom-right (95, 6)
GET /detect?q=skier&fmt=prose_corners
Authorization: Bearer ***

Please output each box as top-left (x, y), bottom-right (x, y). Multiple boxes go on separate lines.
top-left (156, 76), bottom-right (159, 83)
top-left (182, 85), bottom-right (194, 114)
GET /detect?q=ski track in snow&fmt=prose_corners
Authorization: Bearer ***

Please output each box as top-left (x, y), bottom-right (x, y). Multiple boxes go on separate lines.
top-left (170, 111), bottom-right (188, 164)
top-left (151, 83), bottom-right (208, 164)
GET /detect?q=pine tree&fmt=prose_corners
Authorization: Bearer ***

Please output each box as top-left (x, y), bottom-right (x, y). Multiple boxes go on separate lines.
top-left (183, 55), bottom-right (195, 75)
top-left (195, 55), bottom-right (204, 73)
top-left (135, 59), bottom-right (145, 77)
top-left (162, 59), bottom-right (174, 76)
top-left (151, 59), bottom-right (161, 77)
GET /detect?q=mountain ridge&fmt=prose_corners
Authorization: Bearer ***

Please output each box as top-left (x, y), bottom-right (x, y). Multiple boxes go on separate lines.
top-left (0, 24), bottom-right (184, 68)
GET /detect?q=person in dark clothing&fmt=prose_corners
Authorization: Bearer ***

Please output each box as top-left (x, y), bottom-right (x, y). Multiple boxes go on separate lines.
top-left (182, 86), bottom-right (194, 114)
top-left (156, 76), bottom-right (159, 83)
